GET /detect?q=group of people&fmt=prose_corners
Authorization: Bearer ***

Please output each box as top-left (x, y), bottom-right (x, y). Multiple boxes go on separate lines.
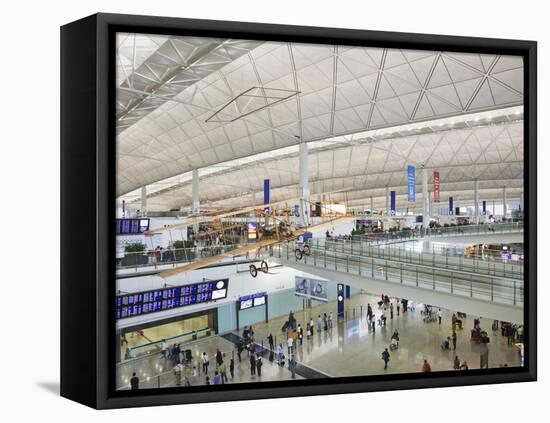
top-left (201, 349), bottom-right (235, 385)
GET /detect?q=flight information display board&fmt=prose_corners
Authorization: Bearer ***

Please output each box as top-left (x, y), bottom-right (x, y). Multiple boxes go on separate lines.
top-left (115, 278), bottom-right (229, 319)
top-left (238, 292), bottom-right (267, 310)
top-left (115, 218), bottom-right (150, 235)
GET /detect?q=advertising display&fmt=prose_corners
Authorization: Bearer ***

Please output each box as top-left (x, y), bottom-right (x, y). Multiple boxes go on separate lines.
top-left (407, 165), bottom-right (416, 202)
top-left (247, 222), bottom-right (257, 240)
top-left (433, 171), bottom-right (440, 203)
top-left (295, 276), bottom-right (328, 302)
top-left (115, 279), bottom-right (228, 319)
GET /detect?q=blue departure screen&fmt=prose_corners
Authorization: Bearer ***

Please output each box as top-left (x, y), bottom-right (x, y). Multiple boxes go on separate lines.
top-left (115, 218), bottom-right (150, 235)
top-left (115, 279), bottom-right (229, 320)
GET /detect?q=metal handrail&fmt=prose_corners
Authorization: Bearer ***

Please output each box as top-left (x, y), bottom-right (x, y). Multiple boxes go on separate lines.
top-left (273, 243), bottom-right (523, 307)
top-left (312, 240), bottom-right (523, 280)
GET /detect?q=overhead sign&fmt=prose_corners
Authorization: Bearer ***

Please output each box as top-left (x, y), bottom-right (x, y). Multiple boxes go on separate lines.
top-left (263, 179), bottom-right (270, 212)
top-left (449, 196), bottom-right (454, 215)
top-left (239, 292), bottom-right (267, 310)
top-left (433, 171), bottom-right (440, 203)
top-left (116, 218), bottom-right (150, 235)
top-left (407, 165), bottom-right (416, 202)
top-left (295, 277), bottom-right (328, 302)
top-left (390, 191), bottom-right (396, 214)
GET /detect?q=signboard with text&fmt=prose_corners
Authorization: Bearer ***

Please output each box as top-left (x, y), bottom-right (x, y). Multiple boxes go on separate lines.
top-left (433, 171), bottom-right (440, 203)
top-left (407, 165), bottom-right (416, 202)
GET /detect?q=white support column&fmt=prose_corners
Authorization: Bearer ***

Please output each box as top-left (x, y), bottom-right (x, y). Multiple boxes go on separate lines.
top-left (503, 186), bottom-right (508, 218)
top-left (422, 166), bottom-right (429, 230)
top-left (140, 186), bottom-right (147, 217)
top-left (299, 142), bottom-right (310, 226)
top-left (474, 178), bottom-right (480, 224)
top-left (385, 187), bottom-right (389, 215)
top-left (192, 169), bottom-right (200, 215)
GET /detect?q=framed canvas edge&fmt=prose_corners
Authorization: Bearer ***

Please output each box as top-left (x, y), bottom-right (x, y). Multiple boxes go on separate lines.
top-left (61, 12), bottom-right (537, 410)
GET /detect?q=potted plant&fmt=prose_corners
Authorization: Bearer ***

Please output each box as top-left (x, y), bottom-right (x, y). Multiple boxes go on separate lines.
top-left (122, 242), bottom-right (148, 266)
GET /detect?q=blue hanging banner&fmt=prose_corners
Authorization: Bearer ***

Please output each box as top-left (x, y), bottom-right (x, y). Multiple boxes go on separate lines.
top-left (449, 196), bottom-right (454, 215)
top-left (263, 179), bottom-right (270, 212)
top-left (482, 200), bottom-right (487, 214)
top-left (407, 165), bottom-right (416, 202)
top-left (337, 284), bottom-right (345, 317)
top-left (390, 191), bottom-right (396, 214)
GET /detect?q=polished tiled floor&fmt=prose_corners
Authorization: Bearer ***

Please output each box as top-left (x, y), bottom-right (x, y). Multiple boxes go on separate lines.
top-left (116, 291), bottom-right (521, 390)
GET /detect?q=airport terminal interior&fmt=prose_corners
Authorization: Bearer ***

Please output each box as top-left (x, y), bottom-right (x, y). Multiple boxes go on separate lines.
top-left (115, 33), bottom-right (525, 390)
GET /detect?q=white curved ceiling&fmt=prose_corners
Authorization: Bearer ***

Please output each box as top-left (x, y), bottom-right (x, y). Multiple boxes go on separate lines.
top-left (116, 33), bottom-right (524, 211)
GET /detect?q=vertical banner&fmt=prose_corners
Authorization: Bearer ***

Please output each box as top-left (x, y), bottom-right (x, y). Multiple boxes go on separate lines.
top-left (433, 171), bottom-right (440, 203)
top-left (337, 283), bottom-right (345, 318)
top-left (390, 191), bottom-right (396, 214)
top-left (345, 285), bottom-right (351, 299)
top-left (482, 200), bottom-right (487, 215)
top-left (449, 196), bottom-right (454, 215)
top-left (407, 165), bottom-right (416, 202)
top-left (263, 179), bottom-right (270, 212)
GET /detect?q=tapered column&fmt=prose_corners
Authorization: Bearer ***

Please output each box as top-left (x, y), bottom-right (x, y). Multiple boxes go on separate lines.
top-left (474, 179), bottom-right (480, 224)
top-left (299, 142), bottom-right (310, 226)
top-left (503, 187), bottom-right (508, 218)
top-left (422, 166), bottom-right (429, 229)
top-left (140, 186), bottom-right (147, 217)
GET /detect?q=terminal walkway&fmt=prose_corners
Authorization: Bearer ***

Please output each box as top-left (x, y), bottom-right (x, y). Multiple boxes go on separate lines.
top-left (273, 243), bottom-right (524, 323)
top-left (116, 291), bottom-right (522, 390)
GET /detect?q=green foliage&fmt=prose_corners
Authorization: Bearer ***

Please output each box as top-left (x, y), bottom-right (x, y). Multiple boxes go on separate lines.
top-left (124, 242), bottom-right (146, 253)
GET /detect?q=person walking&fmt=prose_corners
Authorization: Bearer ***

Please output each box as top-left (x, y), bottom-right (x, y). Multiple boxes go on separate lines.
top-left (437, 309), bottom-right (442, 325)
top-left (249, 353), bottom-right (256, 376)
top-left (173, 362), bottom-right (183, 386)
top-left (309, 317), bottom-right (315, 336)
top-left (256, 355), bottom-right (263, 377)
top-left (237, 341), bottom-right (243, 362)
top-left (452, 330), bottom-right (457, 350)
top-left (421, 360), bottom-right (432, 373)
top-left (229, 358), bottom-right (235, 380)
top-left (390, 302), bottom-right (394, 320)
top-left (218, 360), bottom-right (227, 384)
top-left (130, 372), bottom-right (139, 390)
top-left (396, 302), bottom-right (400, 316)
top-left (213, 371), bottom-right (221, 385)
top-left (268, 333), bottom-right (274, 351)
top-left (287, 334), bottom-right (294, 355)
top-left (215, 348), bottom-right (223, 368)
top-left (202, 352), bottom-right (209, 374)
top-left (289, 356), bottom-right (297, 379)
top-left (381, 348), bottom-right (390, 370)
top-left (277, 343), bottom-right (284, 365)
top-left (453, 356), bottom-right (461, 370)
top-left (317, 315), bottom-right (322, 333)
top-left (297, 324), bottom-right (303, 345)
top-left (328, 312), bottom-right (333, 329)
top-left (161, 339), bottom-right (168, 359)
top-left (205, 375), bottom-right (210, 385)
top-left (323, 313), bottom-right (328, 331)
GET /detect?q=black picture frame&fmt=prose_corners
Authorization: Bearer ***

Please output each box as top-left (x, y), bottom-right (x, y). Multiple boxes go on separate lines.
top-left (60, 12), bottom-right (537, 409)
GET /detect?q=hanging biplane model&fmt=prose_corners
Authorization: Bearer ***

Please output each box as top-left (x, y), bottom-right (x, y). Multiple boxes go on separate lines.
top-left (143, 198), bottom-right (353, 280)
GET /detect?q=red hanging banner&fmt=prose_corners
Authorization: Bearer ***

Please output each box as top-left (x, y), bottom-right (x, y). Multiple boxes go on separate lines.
top-left (433, 171), bottom-right (440, 203)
